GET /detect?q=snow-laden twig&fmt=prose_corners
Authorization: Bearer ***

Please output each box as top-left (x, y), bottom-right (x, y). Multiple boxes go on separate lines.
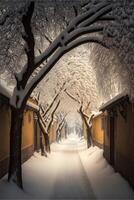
top-left (79, 4), bottom-right (112, 27)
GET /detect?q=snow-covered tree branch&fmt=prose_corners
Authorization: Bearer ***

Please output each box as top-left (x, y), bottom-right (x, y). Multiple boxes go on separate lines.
top-left (1, 0), bottom-right (119, 189)
top-left (11, 1), bottom-right (112, 104)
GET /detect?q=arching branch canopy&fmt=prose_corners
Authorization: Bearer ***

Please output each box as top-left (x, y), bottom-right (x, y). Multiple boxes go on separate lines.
top-left (10, 0), bottom-right (113, 109)
top-left (6, 0), bottom-right (116, 189)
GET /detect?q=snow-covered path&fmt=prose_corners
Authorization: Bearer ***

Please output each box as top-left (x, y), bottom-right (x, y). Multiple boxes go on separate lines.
top-left (35, 151), bottom-right (95, 199)
top-left (22, 138), bottom-right (95, 199)
top-left (0, 137), bottom-right (134, 199)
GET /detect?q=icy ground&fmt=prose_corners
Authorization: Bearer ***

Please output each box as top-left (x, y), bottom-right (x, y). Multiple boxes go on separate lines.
top-left (0, 136), bottom-right (134, 199)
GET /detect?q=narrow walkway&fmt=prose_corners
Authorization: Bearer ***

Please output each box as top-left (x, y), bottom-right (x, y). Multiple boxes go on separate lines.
top-left (22, 138), bottom-right (95, 199)
top-left (49, 151), bottom-right (96, 199)
top-left (0, 138), bottom-right (134, 199)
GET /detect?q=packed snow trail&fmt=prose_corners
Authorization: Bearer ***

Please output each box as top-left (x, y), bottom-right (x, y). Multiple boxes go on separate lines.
top-left (0, 137), bottom-right (96, 199)
top-left (0, 136), bottom-right (134, 199)
top-left (23, 137), bottom-right (95, 199)
top-left (43, 151), bottom-right (95, 199)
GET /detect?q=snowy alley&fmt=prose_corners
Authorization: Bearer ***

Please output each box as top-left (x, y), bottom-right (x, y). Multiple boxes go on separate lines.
top-left (1, 0), bottom-right (134, 199)
top-left (0, 136), bottom-right (134, 199)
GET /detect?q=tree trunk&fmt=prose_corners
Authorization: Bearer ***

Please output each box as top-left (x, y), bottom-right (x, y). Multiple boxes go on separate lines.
top-left (56, 130), bottom-right (59, 142)
top-left (87, 127), bottom-right (91, 148)
top-left (8, 106), bottom-right (23, 189)
top-left (87, 126), bottom-right (94, 148)
top-left (44, 134), bottom-right (50, 153)
top-left (40, 130), bottom-right (46, 156)
top-left (37, 116), bottom-right (51, 154)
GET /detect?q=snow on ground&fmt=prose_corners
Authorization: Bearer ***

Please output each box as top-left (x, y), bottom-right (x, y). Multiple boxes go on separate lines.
top-left (0, 138), bottom-right (134, 199)
top-left (79, 146), bottom-right (134, 199)
top-left (51, 135), bottom-right (87, 152)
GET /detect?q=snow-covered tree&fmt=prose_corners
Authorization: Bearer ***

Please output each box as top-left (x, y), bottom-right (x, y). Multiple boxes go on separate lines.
top-left (1, 0), bottom-right (134, 189)
top-left (65, 89), bottom-right (93, 147)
